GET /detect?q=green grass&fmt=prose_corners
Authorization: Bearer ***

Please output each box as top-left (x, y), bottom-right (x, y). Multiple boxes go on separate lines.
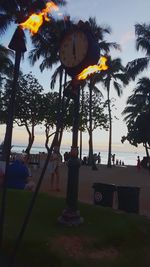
top-left (1, 189), bottom-right (150, 267)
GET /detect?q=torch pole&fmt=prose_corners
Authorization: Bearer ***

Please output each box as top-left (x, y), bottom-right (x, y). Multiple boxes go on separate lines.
top-left (0, 27), bottom-right (26, 251)
top-left (0, 51), bottom-right (22, 250)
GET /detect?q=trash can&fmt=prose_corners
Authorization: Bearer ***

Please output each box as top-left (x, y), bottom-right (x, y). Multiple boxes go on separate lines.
top-left (93, 183), bottom-right (116, 207)
top-left (117, 186), bottom-right (140, 213)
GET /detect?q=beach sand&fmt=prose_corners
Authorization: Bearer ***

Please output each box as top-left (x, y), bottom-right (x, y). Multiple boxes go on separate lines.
top-left (31, 162), bottom-right (150, 219)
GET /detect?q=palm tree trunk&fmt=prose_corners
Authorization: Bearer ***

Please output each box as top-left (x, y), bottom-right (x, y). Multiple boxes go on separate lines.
top-left (79, 130), bottom-right (82, 161)
top-left (79, 88), bottom-right (84, 161)
top-left (56, 70), bottom-right (63, 146)
top-left (88, 130), bottom-right (93, 164)
top-left (88, 81), bottom-right (93, 165)
top-left (107, 81), bottom-right (112, 168)
top-left (58, 71), bottom-right (68, 147)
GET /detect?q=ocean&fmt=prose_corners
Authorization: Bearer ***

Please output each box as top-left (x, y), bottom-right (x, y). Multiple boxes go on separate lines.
top-left (11, 145), bottom-right (146, 166)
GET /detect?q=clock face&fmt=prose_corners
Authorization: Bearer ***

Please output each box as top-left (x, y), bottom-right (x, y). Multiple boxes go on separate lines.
top-left (59, 30), bottom-right (88, 68)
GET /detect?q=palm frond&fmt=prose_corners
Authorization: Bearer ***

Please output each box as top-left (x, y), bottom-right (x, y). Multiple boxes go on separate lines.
top-left (99, 41), bottom-right (120, 53)
top-left (0, 14), bottom-right (13, 35)
top-left (126, 57), bottom-right (150, 80)
top-left (113, 81), bottom-right (122, 97)
top-left (114, 73), bottom-right (129, 85)
top-left (50, 65), bottom-right (63, 89)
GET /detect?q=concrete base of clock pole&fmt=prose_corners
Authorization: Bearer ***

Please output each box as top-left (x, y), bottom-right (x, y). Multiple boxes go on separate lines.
top-left (58, 84), bottom-right (84, 226)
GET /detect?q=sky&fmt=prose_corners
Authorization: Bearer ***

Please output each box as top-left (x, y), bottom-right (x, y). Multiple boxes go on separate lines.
top-left (1, 0), bottom-right (150, 153)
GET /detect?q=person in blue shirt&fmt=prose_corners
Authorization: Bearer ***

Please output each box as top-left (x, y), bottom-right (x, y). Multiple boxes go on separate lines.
top-left (7, 154), bottom-right (30, 190)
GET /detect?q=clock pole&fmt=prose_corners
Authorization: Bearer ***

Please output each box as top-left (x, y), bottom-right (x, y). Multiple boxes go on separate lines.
top-left (58, 79), bottom-right (83, 226)
top-left (58, 20), bottom-right (100, 225)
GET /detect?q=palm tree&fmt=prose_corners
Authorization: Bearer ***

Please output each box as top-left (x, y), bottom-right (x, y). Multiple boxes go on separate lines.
top-left (50, 65), bottom-right (67, 147)
top-left (28, 16), bottom-right (71, 150)
top-left (99, 56), bottom-right (128, 167)
top-left (122, 77), bottom-right (150, 156)
top-left (126, 23), bottom-right (150, 80)
top-left (83, 17), bottom-right (120, 165)
top-left (86, 77), bottom-right (102, 165)
top-left (123, 77), bottom-right (150, 120)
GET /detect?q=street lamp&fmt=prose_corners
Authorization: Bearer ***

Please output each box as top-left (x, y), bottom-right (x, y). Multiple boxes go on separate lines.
top-left (58, 21), bottom-right (100, 225)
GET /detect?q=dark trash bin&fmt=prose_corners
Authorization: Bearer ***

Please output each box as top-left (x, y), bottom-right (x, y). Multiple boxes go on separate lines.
top-left (117, 186), bottom-right (140, 213)
top-left (93, 183), bottom-right (116, 207)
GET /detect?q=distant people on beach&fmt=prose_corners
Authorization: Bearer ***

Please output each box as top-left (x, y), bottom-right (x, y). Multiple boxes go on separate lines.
top-left (82, 156), bottom-right (87, 165)
top-left (115, 159), bottom-right (125, 166)
top-left (97, 152), bottom-right (101, 164)
top-left (92, 154), bottom-right (98, 170)
top-left (112, 154), bottom-right (115, 165)
top-left (49, 146), bottom-right (62, 191)
top-left (137, 156), bottom-right (141, 170)
top-left (6, 154), bottom-right (35, 190)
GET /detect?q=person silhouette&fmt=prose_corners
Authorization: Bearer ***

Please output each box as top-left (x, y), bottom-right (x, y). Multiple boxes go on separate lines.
top-left (7, 154), bottom-right (32, 190)
top-left (137, 156), bottom-right (141, 170)
top-left (50, 146), bottom-right (62, 191)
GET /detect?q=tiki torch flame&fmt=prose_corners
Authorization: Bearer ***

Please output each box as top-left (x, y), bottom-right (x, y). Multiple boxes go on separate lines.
top-left (20, 1), bottom-right (58, 35)
top-left (77, 56), bottom-right (108, 80)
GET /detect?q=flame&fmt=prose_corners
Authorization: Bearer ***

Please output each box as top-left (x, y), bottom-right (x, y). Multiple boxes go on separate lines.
top-left (20, 1), bottom-right (58, 35)
top-left (77, 56), bottom-right (108, 80)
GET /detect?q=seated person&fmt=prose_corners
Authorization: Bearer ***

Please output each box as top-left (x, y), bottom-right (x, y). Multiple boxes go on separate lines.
top-left (7, 154), bottom-right (35, 190)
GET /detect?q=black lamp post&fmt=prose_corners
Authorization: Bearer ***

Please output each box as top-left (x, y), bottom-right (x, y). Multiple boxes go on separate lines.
top-left (58, 21), bottom-right (100, 226)
top-left (0, 27), bottom-right (26, 250)
top-left (58, 79), bottom-right (83, 225)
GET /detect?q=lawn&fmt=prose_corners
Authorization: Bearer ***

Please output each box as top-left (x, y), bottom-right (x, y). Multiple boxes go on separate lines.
top-left (1, 189), bottom-right (150, 267)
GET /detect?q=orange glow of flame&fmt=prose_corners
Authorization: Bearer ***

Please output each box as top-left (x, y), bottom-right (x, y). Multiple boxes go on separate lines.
top-left (77, 56), bottom-right (108, 80)
top-left (20, 1), bottom-right (58, 35)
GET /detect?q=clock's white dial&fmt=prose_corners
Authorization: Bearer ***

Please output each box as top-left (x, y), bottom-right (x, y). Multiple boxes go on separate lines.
top-left (59, 30), bottom-right (88, 68)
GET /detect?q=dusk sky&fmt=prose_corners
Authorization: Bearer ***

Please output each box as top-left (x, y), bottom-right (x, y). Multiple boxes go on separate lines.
top-left (1, 0), bottom-right (150, 152)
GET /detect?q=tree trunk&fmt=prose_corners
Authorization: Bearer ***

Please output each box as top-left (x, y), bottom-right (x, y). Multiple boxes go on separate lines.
top-left (107, 81), bottom-right (112, 168)
top-left (58, 126), bottom-right (64, 147)
top-left (25, 124), bottom-right (34, 156)
top-left (45, 124), bottom-right (50, 153)
top-left (79, 130), bottom-right (82, 161)
top-left (79, 88), bottom-right (84, 161)
top-left (88, 81), bottom-right (93, 165)
top-left (57, 71), bottom-right (68, 148)
top-left (55, 69), bottom-right (63, 147)
top-left (88, 129), bottom-right (93, 165)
